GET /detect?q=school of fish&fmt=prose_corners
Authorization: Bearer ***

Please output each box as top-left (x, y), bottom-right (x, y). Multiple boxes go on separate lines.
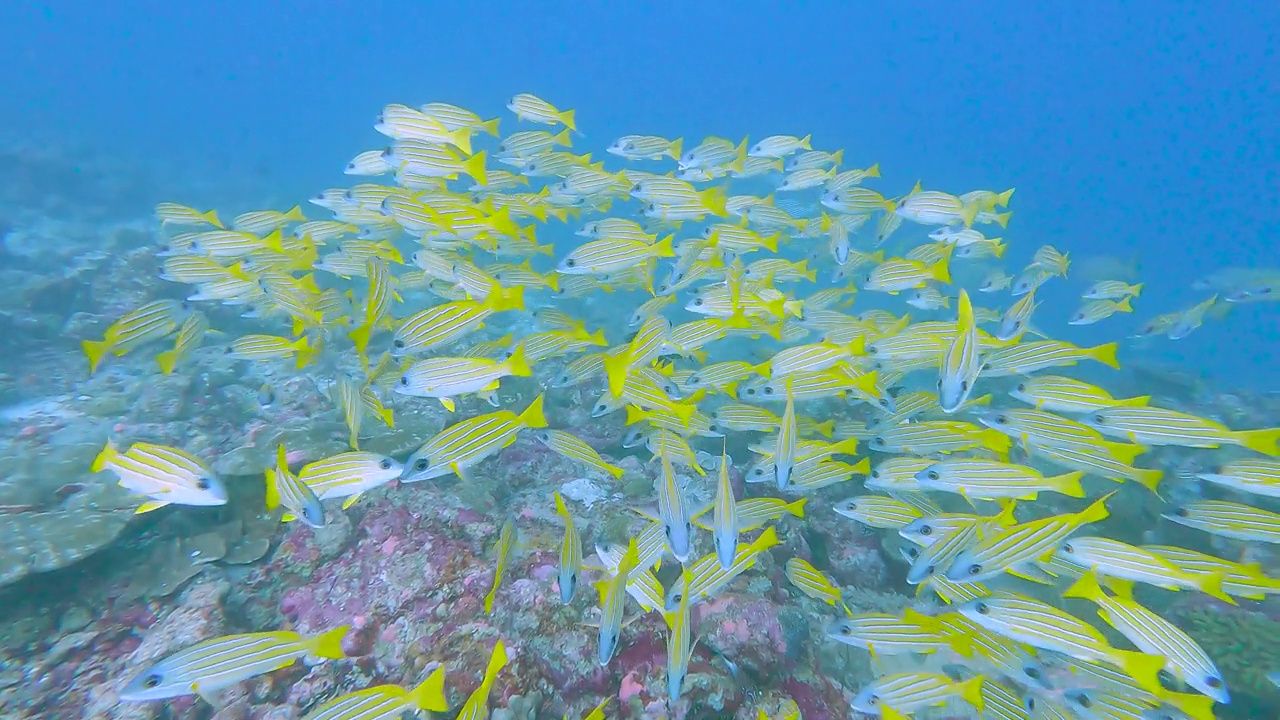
top-left (84, 93), bottom-right (1280, 719)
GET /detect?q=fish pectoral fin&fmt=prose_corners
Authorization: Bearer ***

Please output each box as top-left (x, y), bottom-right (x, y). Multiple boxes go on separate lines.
top-left (340, 493), bottom-right (363, 510)
top-left (135, 500), bottom-right (171, 514)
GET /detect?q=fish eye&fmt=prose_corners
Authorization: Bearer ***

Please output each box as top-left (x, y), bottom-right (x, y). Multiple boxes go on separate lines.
top-left (878, 398), bottom-right (889, 408)
top-left (379, 459), bottom-right (393, 470)
top-left (763, 386), bottom-right (774, 395)
top-left (393, 339), bottom-right (405, 349)
top-left (625, 142), bottom-right (635, 150)
top-left (1062, 542), bottom-right (1074, 553)
top-left (565, 259), bottom-right (576, 268)
top-left (960, 380), bottom-right (968, 392)
top-left (399, 376), bottom-right (409, 385)
top-left (866, 345), bottom-right (878, 354)
top-left (1015, 384), bottom-right (1025, 392)
top-left (1075, 694), bottom-right (1093, 709)
top-left (1024, 666), bottom-right (1041, 679)
top-left (839, 625), bottom-right (852, 635)
top-left (926, 471), bottom-right (939, 480)
top-left (1173, 507), bottom-right (1189, 517)
top-left (196, 478), bottom-right (211, 490)
top-left (414, 459), bottom-right (428, 471)
top-left (1093, 414), bottom-right (1106, 423)
top-left (867, 696), bottom-right (878, 706)
top-left (870, 438), bottom-right (885, 448)
top-left (1206, 676), bottom-right (1223, 688)
top-left (919, 525), bottom-right (933, 536)
top-left (144, 673), bottom-right (162, 688)
top-left (967, 563), bottom-right (983, 576)
top-left (974, 601), bottom-right (989, 615)
top-left (995, 415), bottom-right (1007, 424)
top-left (869, 471), bottom-right (880, 479)
top-left (1024, 697), bottom-right (1037, 711)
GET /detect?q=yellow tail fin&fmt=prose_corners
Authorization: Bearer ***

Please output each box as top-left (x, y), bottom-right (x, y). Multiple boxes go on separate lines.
top-left (1236, 427), bottom-right (1280, 456)
top-left (305, 625), bottom-right (350, 660)
top-left (155, 349), bottom-right (180, 375)
top-left (559, 108), bottom-right (577, 132)
top-left (406, 666), bottom-right (449, 711)
top-left (91, 441), bottom-right (119, 473)
top-left (518, 394), bottom-right (548, 429)
top-left (1089, 342), bottom-right (1120, 369)
top-left (82, 339), bottom-right (111, 374)
top-left (462, 150), bottom-right (488, 185)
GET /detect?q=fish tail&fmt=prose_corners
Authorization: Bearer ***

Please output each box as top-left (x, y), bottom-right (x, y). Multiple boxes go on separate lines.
top-left (517, 394), bottom-right (548, 429)
top-left (155, 348), bottom-right (179, 375)
top-left (283, 205), bottom-right (306, 222)
top-left (862, 162), bottom-right (880, 178)
top-left (957, 675), bottom-right (985, 714)
top-left (760, 232), bottom-right (780, 253)
top-left (996, 187), bottom-right (1015, 207)
top-left (505, 343), bottom-right (532, 377)
top-left (558, 108), bottom-right (577, 132)
top-left (667, 137), bottom-right (683, 160)
top-left (829, 149), bottom-right (844, 166)
top-left (292, 336), bottom-right (315, 369)
top-left (348, 323), bottom-right (373, 356)
top-left (1130, 282), bottom-right (1144, 297)
top-left (1115, 296), bottom-right (1133, 312)
top-left (479, 117), bottom-right (501, 137)
top-left (1110, 649), bottom-right (1166, 696)
top-left (462, 150), bottom-right (488, 185)
top-left (406, 666), bottom-right (449, 712)
top-left (812, 419), bottom-right (834, 438)
top-left (603, 352), bottom-right (630, 398)
top-left (486, 284), bottom-right (525, 312)
top-left (1078, 491), bottom-right (1114, 524)
top-left (850, 457), bottom-right (871, 475)
top-left (993, 210), bottom-right (1012, 228)
top-left (449, 126), bottom-right (473, 156)
top-left (727, 137), bottom-right (748, 175)
top-left (1196, 571), bottom-right (1237, 605)
top-left (82, 339), bottom-right (111, 374)
top-left (928, 257), bottom-right (952, 284)
top-left (376, 405), bottom-right (394, 428)
top-left (1062, 571), bottom-right (1106, 602)
top-left (264, 466), bottom-right (280, 510)
top-left (91, 440), bottom-right (119, 473)
top-left (605, 462), bottom-right (624, 479)
top-left (202, 209), bottom-right (224, 228)
top-left (1089, 341), bottom-right (1121, 368)
top-left (305, 625), bottom-right (350, 660)
top-left (1235, 427), bottom-right (1280, 457)
top-left (1051, 470), bottom-right (1087, 498)
top-left (959, 201), bottom-right (979, 228)
top-left (786, 498), bottom-right (808, 518)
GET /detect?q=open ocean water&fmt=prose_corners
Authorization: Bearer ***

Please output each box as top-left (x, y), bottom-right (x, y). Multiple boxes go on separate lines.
top-left (0, 3), bottom-right (1278, 720)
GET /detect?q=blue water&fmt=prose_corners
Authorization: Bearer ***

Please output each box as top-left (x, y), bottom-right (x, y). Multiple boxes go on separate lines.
top-left (3, 1), bottom-right (1277, 387)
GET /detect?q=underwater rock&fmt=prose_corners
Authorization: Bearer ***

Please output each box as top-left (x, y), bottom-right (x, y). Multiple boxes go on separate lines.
top-left (123, 532), bottom-right (226, 599)
top-left (0, 476), bottom-right (136, 589)
top-left (83, 579), bottom-right (230, 720)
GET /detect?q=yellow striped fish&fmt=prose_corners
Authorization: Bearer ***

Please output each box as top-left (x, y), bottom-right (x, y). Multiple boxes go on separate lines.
top-left (956, 592), bottom-right (1164, 694)
top-left (1084, 406), bottom-right (1280, 456)
top-left (1163, 500), bottom-right (1280, 543)
top-left (302, 669), bottom-right (447, 720)
top-left (535, 429), bottom-right (623, 478)
top-left (1063, 572), bottom-right (1229, 703)
top-left (1197, 458), bottom-right (1280, 498)
top-left (265, 445), bottom-right (324, 527)
top-left (553, 492), bottom-right (582, 604)
top-left (665, 527), bottom-right (780, 610)
top-left (596, 538), bottom-right (639, 666)
top-left (83, 299), bottom-right (187, 373)
top-left (483, 519), bottom-right (516, 614)
top-left (557, 235), bottom-right (675, 275)
top-left (785, 557), bottom-right (851, 615)
top-left (1054, 536), bottom-right (1233, 603)
top-left (826, 612), bottom-right (955, 656)
top-left (711, 449), bottom-right (739, 567)
top-left (403, 394), bottom-right (548, 482)
top-left (155, 312), bottom-right (212, 375)
top-left (298, 452), bottom-right (403, 509)
top-left (945, 493), bottom-right (1112, 582)
top-left (774, 378), bottom-right (798, 489)
top-left (394, 345), bottom-right (533, 412)
top-left (664, 568), bottom-right (693, 702)
top-left (92, 440), bottom-right (227, 513)
top-left (391, 287), bottom-right (524, 356)
top-left (1010, 375), bottom-right (1149, 413)
top-left (851, 672), bottom-right (985, 719)
top-left (120, 626), bottom-right (347, 701)
top-left (456, 640), bottom-right (508, 720)
top-left (938, 289), bottom-right (981, 412)
top-left (657, 452), bottom-right (693, 562)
